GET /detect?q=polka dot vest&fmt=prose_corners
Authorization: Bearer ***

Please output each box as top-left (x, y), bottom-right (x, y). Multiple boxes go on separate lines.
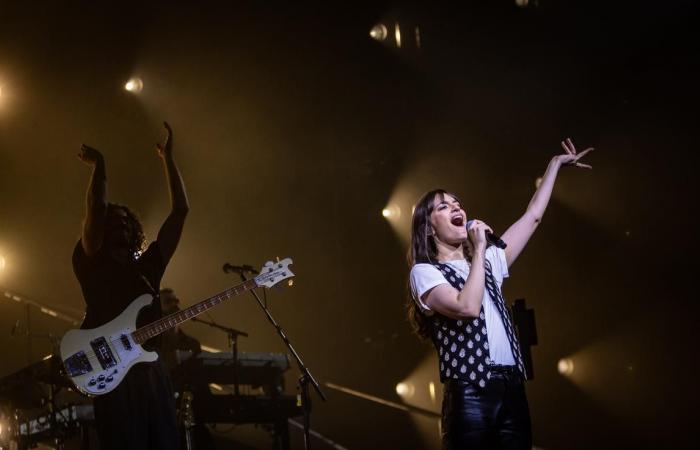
top-left (429, 260), bottom-right (525, 387)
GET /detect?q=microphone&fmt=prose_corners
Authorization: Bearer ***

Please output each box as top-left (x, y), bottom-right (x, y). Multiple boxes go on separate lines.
top-left (222, 262), bottom-right (260, 275)
top-left (466, 220), bottom-right (507, 249)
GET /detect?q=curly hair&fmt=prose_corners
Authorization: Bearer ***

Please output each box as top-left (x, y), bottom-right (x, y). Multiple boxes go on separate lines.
top-left (107, 203), bottom-right (146, 258)
top-left (406, 189), bottom-right (469, 339)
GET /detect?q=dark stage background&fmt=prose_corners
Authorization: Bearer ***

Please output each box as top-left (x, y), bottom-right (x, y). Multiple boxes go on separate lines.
top-left (1, 1), bottom-right (698, 449)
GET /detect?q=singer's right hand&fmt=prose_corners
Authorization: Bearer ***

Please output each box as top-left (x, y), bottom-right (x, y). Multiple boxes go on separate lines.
top-left (78, 144), bottom-right (103, 165)
top-left (467, 220), bottom-right (492, 254)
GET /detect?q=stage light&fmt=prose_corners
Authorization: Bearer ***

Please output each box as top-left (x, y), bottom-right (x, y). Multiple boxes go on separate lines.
top-left (396, 381), bottom-right (415, 398)
top-left (428, 381), bottom-right (436, 403)
top-left (515, 0), bottom-right (539, 8)
top-left (382, 205), bottom-right (401, 220)
top-left (558, 358), bottom-right (575, 376)
top-left (0, 255), bottom-right (5, 271)
top-left (124, 77), bottom-right (143, 93)
top-left (371, 20), bottom-right (422, 51)
top-left (369, 24), bottom-right (388, 41)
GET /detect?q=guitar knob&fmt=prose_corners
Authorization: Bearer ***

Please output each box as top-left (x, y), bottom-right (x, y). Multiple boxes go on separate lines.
top-left (88, 379), bottom-right (97, 386)
top-left (106, 375), bottom-right (114, 382)
top-left (98, 382), bottom-right (106, 389)
top-left (97, 374), bottom-right (106, 382)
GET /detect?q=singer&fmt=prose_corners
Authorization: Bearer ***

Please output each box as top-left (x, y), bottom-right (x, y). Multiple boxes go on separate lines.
top-left (407, 138), bottom-right (592, 449)
top-left (72, 122), bottom-right (189, 450)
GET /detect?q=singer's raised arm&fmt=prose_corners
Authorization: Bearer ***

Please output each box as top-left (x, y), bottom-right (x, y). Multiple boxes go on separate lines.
top-left (155, 121), bottom-right (190, 266)
top-left (77, 144), bottom-right (108, 257)
top-left (501, 138), bottom-right (593, 267)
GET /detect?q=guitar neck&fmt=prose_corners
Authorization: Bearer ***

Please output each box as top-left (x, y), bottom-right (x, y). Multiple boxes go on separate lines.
top-left (132, 279), bottom-right (258, 344)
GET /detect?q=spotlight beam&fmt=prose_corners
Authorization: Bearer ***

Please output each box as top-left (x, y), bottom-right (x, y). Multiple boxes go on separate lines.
top-left (325, 382), bottom-right (440, 419)
top-left (1, 288), bottom-right (81, 326)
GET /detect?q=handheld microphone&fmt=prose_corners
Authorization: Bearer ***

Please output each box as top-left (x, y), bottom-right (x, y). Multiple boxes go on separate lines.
top-left (466, 220), bottom-right (507, 249)
top-left (222, 262), bottom-right (260, 275)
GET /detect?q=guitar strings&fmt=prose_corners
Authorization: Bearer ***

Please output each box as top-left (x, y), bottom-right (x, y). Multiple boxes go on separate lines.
top-left (64, 287), bottom-right (254, 372)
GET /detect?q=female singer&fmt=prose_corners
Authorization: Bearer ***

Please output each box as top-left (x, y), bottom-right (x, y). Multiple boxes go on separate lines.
top-left (408, 138), bottom-right (592, 449)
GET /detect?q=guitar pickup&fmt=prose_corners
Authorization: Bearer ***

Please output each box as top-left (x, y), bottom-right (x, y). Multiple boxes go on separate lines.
top-left (90, 336), bottom-right (117, 370)
top-left (120, 334), bottom-right (132, 351)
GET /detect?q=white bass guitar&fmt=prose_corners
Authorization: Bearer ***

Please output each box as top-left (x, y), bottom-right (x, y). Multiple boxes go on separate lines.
top-left (60, 258), bottom-right (293, 396)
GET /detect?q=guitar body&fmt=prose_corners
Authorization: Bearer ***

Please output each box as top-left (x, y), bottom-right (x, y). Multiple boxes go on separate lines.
top-left (60, 294), bottom-right (158, 396)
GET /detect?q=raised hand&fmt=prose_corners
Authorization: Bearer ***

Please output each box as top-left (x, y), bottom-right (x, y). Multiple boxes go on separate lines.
top-left (156, 121), bottom-right (173, 159)
top-left (555, 138), bottom-right (593, 169)
top-left (78, 144), bottom-right (103, 166)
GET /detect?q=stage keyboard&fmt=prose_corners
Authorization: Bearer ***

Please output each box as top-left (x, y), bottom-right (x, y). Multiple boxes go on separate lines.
top-left (174, 350), bottom-right (291, 388)
top-left (18, 404), bottom-right (94, 436)
top-left (173, 351), bottom-right (302, 425)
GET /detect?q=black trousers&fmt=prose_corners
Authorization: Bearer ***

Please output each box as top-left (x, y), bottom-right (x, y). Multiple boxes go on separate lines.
top-left (442, 368), bottom-right (532, 450)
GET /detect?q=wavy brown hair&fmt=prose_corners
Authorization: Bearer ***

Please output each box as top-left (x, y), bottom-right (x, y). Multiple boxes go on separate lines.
top-left (406, 189), bottom-right (469, 339)
top-left (107, 203), bottom-right (146, 259)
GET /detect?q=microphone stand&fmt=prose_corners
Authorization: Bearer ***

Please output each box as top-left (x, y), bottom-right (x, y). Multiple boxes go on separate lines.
top-left (232, 270), bottom-right (326, 450)
top-left (191, 317), bottom-right (248, 399)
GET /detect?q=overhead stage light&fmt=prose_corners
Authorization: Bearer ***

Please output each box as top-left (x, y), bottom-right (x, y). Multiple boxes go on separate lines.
top-left (382, 205), bottom-right (401, 220)
top-left (370, 21), bottom-right (421, 51)
top-left (124, 77), bottom-right (143, 93)
top-left (515, 0), bottom-right (539, 8)
top-left (558, 358), bottom-right (575, 376)
top-left (370, 24), bottom-right (388, 41)
top-left (394, 22), bottom-right (402, 48)
top-left (396, 381), bottom-right (415, 398)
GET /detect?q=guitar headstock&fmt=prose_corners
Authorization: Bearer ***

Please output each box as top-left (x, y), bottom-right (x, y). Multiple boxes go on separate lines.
top-left (254, 257), bottom-right (294, 289)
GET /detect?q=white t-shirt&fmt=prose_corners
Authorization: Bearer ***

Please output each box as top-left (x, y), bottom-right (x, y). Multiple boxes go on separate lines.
top-left (409, 246), bottom-right (516, 366)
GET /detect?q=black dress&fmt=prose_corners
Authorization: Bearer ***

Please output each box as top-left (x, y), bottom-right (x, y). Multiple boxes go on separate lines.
top-left (73, 241), bottom-right (179, 450)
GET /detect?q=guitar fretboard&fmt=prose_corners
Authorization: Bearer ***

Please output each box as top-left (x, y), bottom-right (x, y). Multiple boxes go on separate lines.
top-left (132, 279), bottom-right (258, 344)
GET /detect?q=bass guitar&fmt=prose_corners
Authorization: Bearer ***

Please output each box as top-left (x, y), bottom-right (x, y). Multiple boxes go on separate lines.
top-left (60, 258), bottom-right (293, 396)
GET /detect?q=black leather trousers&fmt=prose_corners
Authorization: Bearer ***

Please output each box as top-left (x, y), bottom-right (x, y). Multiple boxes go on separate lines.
top-left (442, 367), bottom-right (532, 450)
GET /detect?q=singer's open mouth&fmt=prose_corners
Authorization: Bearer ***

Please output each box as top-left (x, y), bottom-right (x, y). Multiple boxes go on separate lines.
top-left (450, 215), bottom-right (464, 226)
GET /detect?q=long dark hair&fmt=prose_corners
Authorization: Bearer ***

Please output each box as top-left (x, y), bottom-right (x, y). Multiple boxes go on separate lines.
top-left (406, 189), bottom-right (468, 339)
top-left (107, 203), bottom-right (146, 258)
